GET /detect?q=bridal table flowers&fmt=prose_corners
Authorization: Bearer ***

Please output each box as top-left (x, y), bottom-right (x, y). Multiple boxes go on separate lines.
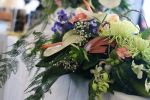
top-left (20, 6), bottom-right (150, 100)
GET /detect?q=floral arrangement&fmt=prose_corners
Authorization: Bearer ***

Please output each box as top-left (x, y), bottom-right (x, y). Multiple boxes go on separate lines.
top-left (0, 0), bottom-right (150, 100)
top-left (42, 0), bottom-right (129, 16)
top-left (22, 3), bottom-right (150, 100)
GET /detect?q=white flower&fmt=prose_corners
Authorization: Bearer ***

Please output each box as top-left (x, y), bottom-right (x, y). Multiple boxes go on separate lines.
top-left (145, 79), bottom-right (150, 92)
top-left (98, 0), bottom-right (121, 8)
top-left (131, 61), bottom-right (144, 79)
top-left (106, 14), bottom-right (120, 22)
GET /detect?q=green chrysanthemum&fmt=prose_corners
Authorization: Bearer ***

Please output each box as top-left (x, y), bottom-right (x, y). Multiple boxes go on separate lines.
top-left (142, 47), bottom-right (150, 64)
top-left (100, 20), bottom-right (150, 59)
top-left (101, 20), bottom-right (139, 37)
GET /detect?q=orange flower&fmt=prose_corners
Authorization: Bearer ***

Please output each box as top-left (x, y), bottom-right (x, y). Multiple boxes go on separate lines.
top-left (69, 0), bottom-right (93, 24)
top-left (107, 14), bottom-right (120, 22)
top-left (41, 42), bottom-right (63, 49)
top-left (69, 13), bottom-right (88, 24)
top-left (116, 47), bottom-right (131, 59)
top-left (83, 0), bottom-right (93, 12)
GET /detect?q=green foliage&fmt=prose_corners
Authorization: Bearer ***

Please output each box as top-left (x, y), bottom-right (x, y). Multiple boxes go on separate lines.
top-left (42, 0), bottom-right (58, 15)
top-left (61, 0), bottom-right (83, 8)
top-left (51, 33), bottom-right (62, 43)
top-left (111, 0), bottom-right (129, 14)
top-left (70, 44), bottom-right (89, 62)
top-left (89, 67), bottom-right (110, 100)
top-left (25, 63), bottom-right (72, 100)
top-left (90, 0), bottom-right (101, 11)
top-left (0, 30), bottom-right (46, 87)
top-left (0, 57), bottom-right (18, 87)
top-left (105, 50), bottom-right (120, 66)
top-left (141, 28), bottom-right (150, 39)
top-left (36, 48), bottom-right (69, 68)
top-left (111, 61), bottom-right (150, 96)
top-left (82, 55), bottom-right (100, 70)
top-left (0, 33), bottom-right (28, 88)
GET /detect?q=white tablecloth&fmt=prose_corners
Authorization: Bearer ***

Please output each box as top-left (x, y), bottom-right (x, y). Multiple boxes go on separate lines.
top-left (0, 21), bottom-right (8, 100)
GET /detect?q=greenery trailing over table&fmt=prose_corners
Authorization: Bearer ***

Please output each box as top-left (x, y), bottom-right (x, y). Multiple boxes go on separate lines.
top-left (1, 0), bottom-right (150, 100)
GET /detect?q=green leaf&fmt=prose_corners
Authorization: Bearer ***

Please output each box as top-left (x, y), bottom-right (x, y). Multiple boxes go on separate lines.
top-left (112, 62), bottom-right (150, 96)
top-left (70, 44), bottom-right (89, 62)
top-left (90, 0), bottom-right (101, 10)
top-left (141, 28), bottom-right (150, 39)
top-left (51, 32), bottom-right (62, 43)
top-left (32, 31), bottom-right (43, 37)
top-left (109, 50), bottom-right (118, 59)
top-left (25, 86), bottom-right (43, 100)
top-left (82, 55), bottom-right (99, 70)
top-left (37, 48), bottom-right (69, 67)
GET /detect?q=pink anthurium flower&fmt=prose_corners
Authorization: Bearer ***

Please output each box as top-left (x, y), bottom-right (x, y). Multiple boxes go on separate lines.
top-left (85, 37), bottom-right (116, 53)
top-left (41, 42), bottom-right (63, 49)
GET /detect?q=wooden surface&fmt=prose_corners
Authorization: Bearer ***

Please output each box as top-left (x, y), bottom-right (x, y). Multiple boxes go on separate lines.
top-left (0, 11), bottom-right (12, 21)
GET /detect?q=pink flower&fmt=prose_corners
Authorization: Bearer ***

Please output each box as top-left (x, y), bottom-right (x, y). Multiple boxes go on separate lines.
top-left (116, 47), bottom-right (131, 59)
top-left (85, 37), bottom-right (116, 53)
top-left (69, 13), bottom-right (88, 24)
top-left (41, 42), bottom-right (63, 49)
top-left (55, 0), bottom-right (62, 6)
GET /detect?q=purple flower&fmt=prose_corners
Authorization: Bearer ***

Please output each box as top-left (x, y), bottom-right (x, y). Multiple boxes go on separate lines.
top-left (63, 22), bottom-right (74, 31)
top-left (51, 22), bottom-right (64, 33)
top-left (89, 20), bottom-right (99, 34)
top-left (57, 10), bottom-right (68, 22)
top-left (51, 10), bottom-right (74, 34)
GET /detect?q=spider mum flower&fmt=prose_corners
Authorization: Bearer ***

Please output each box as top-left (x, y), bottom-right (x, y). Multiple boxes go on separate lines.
top-left (116, 47), bottom-right (131, 59)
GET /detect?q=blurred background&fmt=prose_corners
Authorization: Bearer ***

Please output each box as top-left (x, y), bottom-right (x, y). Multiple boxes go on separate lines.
top-left (0, 0), bottom-right (150, 100)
